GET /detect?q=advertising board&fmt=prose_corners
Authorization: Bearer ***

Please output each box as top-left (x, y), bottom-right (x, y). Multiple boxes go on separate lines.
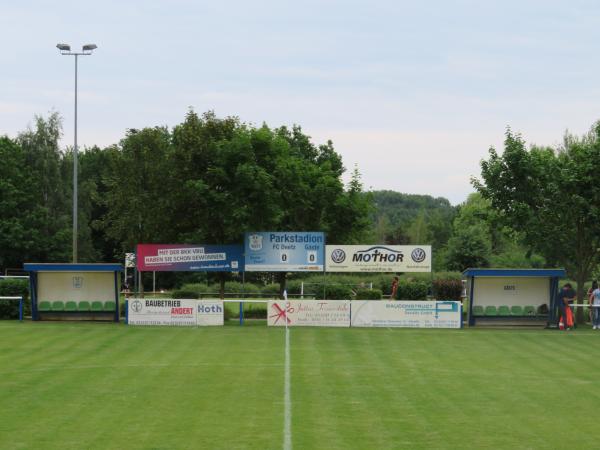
top-left (196, 300), bottom-right (224, 326)
top-left (128, 299), bottom-right (224, 326)
top-left (128, 298), bottom-right (198, 326)
top-left (351, 300), bottom-right (461, 328)
top-left (267, 300), bottom-right (350, 327)
top-left (325, 245), bottom-right (432, 272)
top-left (136, 244), bottom-right (243, 272)
top-left (245, 232), bottom-right (325, 272)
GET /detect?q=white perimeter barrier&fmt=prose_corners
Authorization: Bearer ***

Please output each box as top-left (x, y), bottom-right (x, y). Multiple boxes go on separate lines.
top-left (126, 298), bottom-right (462, 329)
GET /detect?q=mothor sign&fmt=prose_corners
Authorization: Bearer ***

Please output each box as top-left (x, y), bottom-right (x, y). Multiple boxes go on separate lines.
top-left (136, 244), bottom-right (243, 272)
top-left (325, 245), bottom-right (432, 272)
top-left (244, 232), bottom-right (324, 272)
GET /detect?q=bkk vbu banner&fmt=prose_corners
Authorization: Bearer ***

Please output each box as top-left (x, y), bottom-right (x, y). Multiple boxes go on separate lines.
top-left (136, 244), bottom-right (244, 272)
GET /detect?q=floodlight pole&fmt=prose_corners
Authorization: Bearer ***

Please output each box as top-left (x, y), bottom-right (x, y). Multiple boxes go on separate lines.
top-left (73, 53), bottom-right (78, 263)
top-left (57, 43), bottom-right (97, 263)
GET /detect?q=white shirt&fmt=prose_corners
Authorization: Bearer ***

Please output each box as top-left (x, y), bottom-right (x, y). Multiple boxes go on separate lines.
top-left (592, 288), bottom-right (600, 306)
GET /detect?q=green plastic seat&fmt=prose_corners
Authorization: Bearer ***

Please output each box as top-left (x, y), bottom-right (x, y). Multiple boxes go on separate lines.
top-left (497, 305), bottom-right (510, 316)
top-left (510, 305), bottom-right (523, 316)
top-left (64, 301), bottom-right (78, 312)
top-left (472, 305), bottom-right (485, 316)
top-left (523, 305), bottom-right (536, 316)
top-left (484, 305), bottom-right (497, 316)
top-left (78, 301), bottom-right (91, 312)
top-left (51, 301), bottom-right (64, 311)
top-left (91, 301), bottom-right (104, 312)
top-left (38, 301), bottom-right (51, 312)
top-left (104, 301), bottom-right (116, 311)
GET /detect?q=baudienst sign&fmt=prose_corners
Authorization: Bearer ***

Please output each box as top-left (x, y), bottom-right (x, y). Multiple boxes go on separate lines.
top-left (351, 300), bottom-right (461, 328)
top-left (136, 244), bottom-right (243, 272)
top-left (245, 232), bottom-right (324, 272)
top-left (325, 245), bottom-right (432, 272)
top-left (268, 300), bottom-right (350, 327)
top-left (128, 299), bottom-right (224, 326)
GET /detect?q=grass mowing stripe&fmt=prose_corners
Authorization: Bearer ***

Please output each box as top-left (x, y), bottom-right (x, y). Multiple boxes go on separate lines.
top-left (284, 326), bottom-right (292, 450)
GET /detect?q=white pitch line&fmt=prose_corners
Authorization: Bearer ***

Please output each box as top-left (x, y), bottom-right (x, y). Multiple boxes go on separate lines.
top-left (284, 326), bottom-right (292, 450)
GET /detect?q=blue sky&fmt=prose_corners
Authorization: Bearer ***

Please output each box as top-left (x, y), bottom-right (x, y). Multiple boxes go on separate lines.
top-left (1, 0), bottom-right (599, 204)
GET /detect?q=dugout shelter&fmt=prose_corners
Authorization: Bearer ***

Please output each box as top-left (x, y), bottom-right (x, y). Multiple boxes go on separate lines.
top-left (24, 263), bottom-right (123, 321)
top-left (463, 268), bottom-right (566, 326)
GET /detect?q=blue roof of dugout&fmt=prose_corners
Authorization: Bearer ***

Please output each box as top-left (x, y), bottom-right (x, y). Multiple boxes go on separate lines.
top-left (24, 263), bottom-right (123, 272)
top-left (462, 268), bottom-right (566, 278)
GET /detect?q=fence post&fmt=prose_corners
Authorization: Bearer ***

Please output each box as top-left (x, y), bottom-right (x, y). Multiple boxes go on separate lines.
top-left (239, 301), bottom-right (244, 326)
top-left (19, 298), bottom-right (23, 321)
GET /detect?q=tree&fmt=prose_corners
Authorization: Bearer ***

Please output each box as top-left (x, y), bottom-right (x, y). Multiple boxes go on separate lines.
top-left (369, 190), bottom-right (455, 248)
top-left (16, 113), bottom-right (71, 263)
top-left (445, 223), bottom-right (491, 271)
top-left (169, 112), bottom-right (284, 296)
top-left (0, 136), bottom-right (34, 270)
top-left (474, 125), bottom-right (600, 322)
top-left (406, 210), bottom-right (430, 244)
top-left (323, 165), bottom-right (373, 245)
top-left (79, 145), bottom-right (122, 261)
top-left (102, 126), bottom-right (175, 253)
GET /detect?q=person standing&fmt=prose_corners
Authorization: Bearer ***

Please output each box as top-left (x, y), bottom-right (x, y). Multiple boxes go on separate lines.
top-left (391, 276), bottom-right (399, 300)
top-left (587, 281), bottom-right (598, 324)
top-left (556, 283), bottom-right (576, 330)
top-left (589, 281), bottom-right (600, 330)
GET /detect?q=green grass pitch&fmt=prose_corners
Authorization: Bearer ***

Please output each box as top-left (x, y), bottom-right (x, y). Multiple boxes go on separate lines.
top-left (2, 321), bottom-right (600, 449)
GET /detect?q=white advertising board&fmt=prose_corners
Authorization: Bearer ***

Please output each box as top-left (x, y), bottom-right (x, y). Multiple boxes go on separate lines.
top-left (128, 299), bottom-right (225, 326)
top-left (268, 300), bottom-right (350, 327)
top-left (196, 300), bottom-right (224, 326)
top-left (128, 298), bottom-right (197, 326)
top-left (325, 245), bottom-right (432, 272)
top-left (351, 300), bottom-right (461, 328)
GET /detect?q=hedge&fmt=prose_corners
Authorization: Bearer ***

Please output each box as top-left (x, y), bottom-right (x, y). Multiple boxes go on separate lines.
top-left (432, 279), bottom-right (463, 301)
top-left (355, 288), bottom-right (383, 300)
top-left (396, 280), bottom-right (428, 300)
top-left (0, 279), bottom-right (30, 319)
top-left (314, 284), bottom-right (354, 300)
top-left (172, 289), bottom-right (199, 299)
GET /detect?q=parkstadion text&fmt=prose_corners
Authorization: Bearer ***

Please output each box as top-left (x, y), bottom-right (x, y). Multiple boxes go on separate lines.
top-left (269, 233), bottom-right (323, 243)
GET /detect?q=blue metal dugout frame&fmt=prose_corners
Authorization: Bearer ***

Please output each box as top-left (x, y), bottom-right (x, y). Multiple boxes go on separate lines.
top-left (463, 268), bottom-right (566, 326)
top-left (24, 263), bottom-right (124, 322)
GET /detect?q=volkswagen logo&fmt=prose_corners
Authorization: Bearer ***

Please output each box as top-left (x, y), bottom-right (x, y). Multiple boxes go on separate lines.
top-left (330, 248), bottom-right (346, 263)
top-left (411, 248), bottom-right (426, 263)
top-left (131, 300), bottom-right (143, 313)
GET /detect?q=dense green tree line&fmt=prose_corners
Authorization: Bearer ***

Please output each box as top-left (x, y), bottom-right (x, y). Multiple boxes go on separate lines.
top-left (0, 111), bottom-right (372, 281)
top-left (5, 110), bottom-right (596, 290)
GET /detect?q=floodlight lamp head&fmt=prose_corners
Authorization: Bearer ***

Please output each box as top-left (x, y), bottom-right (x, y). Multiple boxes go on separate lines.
top-left (56, 43), bottom-right (71, 51)
top-left (82, 44), bottom-right (97, 51)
